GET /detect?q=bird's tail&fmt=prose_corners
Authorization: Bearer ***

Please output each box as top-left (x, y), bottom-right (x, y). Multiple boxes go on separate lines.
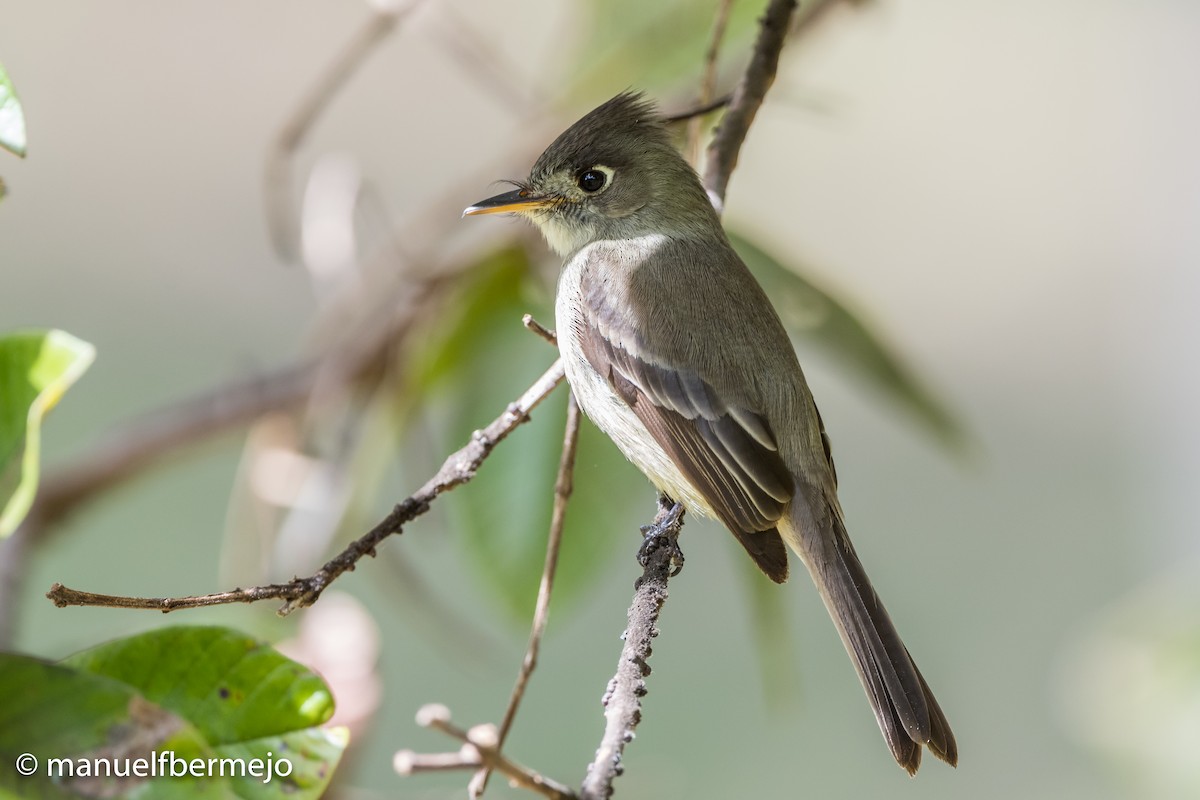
top-left (781, 494), bottom-right (957, 774)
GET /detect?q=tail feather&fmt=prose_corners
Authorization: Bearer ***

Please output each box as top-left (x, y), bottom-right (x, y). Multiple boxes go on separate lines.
top-left (783, 496), bottom-right (957, 773)
top-left (912, 648), bottom-right (958, 765)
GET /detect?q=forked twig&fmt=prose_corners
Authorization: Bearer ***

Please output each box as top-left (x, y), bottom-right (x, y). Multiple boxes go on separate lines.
top-left (396, 704), bottom-right (577, 800)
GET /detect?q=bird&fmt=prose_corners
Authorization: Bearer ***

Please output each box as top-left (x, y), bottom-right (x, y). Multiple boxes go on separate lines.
top-left (463, 91), bottom-right (957, 774)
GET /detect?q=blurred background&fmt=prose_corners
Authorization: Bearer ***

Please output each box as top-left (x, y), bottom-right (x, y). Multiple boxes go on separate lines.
top-left (2, 0), bottom-right (1200, 798)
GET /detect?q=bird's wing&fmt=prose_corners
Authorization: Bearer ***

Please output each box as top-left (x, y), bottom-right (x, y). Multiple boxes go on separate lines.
top-left (576, 272), bottom-right (794, 581)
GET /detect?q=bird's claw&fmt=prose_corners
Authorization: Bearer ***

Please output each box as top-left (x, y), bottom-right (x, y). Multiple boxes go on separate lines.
top-left (638, 499), bottom-right (685, 576)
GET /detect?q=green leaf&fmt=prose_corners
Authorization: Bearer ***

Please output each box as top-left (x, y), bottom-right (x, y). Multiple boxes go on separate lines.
top-left (63, 627), bottom-right (337, 742)
top-left (0, 61), bottom-right (27, 158)
top-left (58, 626), bottom-right (345, 799)
top-left (729, 232), bottom-right (966, 451)
top-left (0, 654), bottom-right (228, 799)
top-left (0, 329), bottom-right (95, 537)
top-left (417, 242), bottom-right (648, 620)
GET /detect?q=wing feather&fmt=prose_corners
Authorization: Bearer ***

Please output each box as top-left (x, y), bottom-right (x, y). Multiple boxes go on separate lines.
top-left (577, 280), bottom-right (794, 582)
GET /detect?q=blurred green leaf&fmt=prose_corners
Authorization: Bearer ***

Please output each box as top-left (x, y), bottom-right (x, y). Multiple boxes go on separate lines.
top-left (0, 329), bottom-right (95, 537)
top-left (61, 626), bottom-right (345, 799)
top-left (729, 232), bottom-right (966, 451)
top-left (0, 61), bottom-right (27, 158)
top-left (571, 0), bottom-right (760, 97)
top-left (417, 242), bottom-right (648, 620)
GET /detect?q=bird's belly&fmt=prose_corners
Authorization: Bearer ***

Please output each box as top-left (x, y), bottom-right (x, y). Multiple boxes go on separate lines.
top-left (555, 270), bottom-right (715, 518)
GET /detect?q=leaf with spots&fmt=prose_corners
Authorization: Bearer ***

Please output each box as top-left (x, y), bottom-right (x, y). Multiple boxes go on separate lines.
top-left (55, 626), bottom-right (345, 799)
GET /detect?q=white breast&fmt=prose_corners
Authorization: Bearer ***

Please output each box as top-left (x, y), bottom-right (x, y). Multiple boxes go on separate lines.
top-left (554, 246), bottom-right (716, 518)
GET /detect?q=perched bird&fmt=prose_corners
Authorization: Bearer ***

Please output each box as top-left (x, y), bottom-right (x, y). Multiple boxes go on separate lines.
top-left (464, 91), bottom-right (957, 774)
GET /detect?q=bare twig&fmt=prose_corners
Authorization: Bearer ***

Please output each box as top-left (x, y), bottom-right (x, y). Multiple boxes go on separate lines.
top-left (662, 93), bottom-right (734, 125)
top-left (686, 0), bottom-right (735, 165)
top-left (46, 359), bottom-right (566, 616)
top-left (522, 314), bottom-right (558, 345)
top-left (703, 0), bottom-right (798, 211)
top-left (702, 0), bottom-right (857, 210)
top-left (579, 499), bottom-right (685, 800)
top-left (397, 704), bottom-right (578, 800)
top-left (471, 395), bottom-right (581, 797)
top-left (394, 749), bottom-right (475, 773)
top-left (265, 1), bottom-right (424, 261)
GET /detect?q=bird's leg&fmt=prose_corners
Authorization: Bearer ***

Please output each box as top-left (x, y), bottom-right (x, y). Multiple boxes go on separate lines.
top-left (638, 495), bottom-right (686, 576)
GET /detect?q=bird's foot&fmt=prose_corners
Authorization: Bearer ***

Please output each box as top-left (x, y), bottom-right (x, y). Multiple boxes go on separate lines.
top-left (638, 498), bottom-right (685, 576)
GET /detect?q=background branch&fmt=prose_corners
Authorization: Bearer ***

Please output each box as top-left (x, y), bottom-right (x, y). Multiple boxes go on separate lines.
top-left (22, 263), bottom-right (462, 545)
top-left (265, 0), bottom-right (425, 261)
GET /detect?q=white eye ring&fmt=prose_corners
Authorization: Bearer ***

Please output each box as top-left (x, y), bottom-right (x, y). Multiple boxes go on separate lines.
top-left (576, 165), bottom-right (614, 193)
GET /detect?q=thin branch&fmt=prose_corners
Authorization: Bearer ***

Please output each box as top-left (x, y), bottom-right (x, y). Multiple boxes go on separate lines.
top-left (394, 749), bottom-right (476, 773)
top-left (701, 0), bottom-right (857, 210)
top-left (471, 394), bottom-right (581, 798)
top-left (579, 499), bottom-right (685, 800)
top-left (29, 363), bottom-right (317, 531)
top-left (265, 1), bottom-right (424, 261)
top-left (397, 705), bottom-right (578, 800)
top-left (660, 93), bottom-right (733, 124)
top-left (686, 0), bottom-right (735, 165)
top-left (522, 314), bottom-right (558, 346)
top-left (46, 359), bottom-right (566, 616)
top-left (703, 0), bottom-right (798, 211)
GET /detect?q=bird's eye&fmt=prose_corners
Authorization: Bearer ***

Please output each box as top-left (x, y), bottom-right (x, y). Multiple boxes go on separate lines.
top-left (577, 169), bottom-right (607, 193)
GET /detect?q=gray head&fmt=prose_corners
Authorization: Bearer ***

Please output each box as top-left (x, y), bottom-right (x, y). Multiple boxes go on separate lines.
top-left (464, 92), bottom-right (719, 255)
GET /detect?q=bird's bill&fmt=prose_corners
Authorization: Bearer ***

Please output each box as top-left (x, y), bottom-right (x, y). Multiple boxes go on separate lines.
top-left (462, 188), bottom-right (550, 217)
